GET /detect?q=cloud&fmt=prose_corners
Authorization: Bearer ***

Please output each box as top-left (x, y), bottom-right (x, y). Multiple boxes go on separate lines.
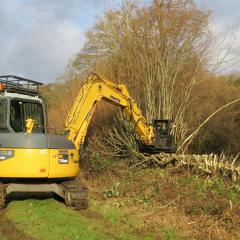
top-left (0, 0), bottom-right (105, 83)
top-left (196, 0), bottom-right (240, 73)
top-left (1, 0), bottom-right (239, 83)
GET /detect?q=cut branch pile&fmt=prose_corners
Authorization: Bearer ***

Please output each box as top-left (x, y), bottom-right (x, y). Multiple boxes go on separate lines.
top-left (131, 153), bottom-right (240, 182)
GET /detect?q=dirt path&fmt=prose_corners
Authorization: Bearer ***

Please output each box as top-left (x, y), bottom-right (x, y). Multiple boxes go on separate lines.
top-left (0, 210), bottom-right (36, 240)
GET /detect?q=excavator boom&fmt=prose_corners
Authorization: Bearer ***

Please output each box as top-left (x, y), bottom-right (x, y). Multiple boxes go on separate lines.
top-left (65, 74), bottom-right (174, 153)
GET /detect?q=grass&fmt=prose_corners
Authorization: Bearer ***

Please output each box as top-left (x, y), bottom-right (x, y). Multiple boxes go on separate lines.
top-left (177, 175), bottom-right (240, 202)
top-left (161, 227), bottom-right (181, 240)
top-left (7, 199), bottom-right (113, 240)
top-left (89, 164), bottom-right (240, 239)
top-left (1, 164), bottom-right (240, 240)
top-left (90, 200), bottom-right (150, 237)
top-left (6, 198), bottom-right (156, 240)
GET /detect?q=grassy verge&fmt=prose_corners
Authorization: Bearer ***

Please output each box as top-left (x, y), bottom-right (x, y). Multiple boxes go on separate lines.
top-left (1, 163), bottom-right (240, 240)
top-left (87, 164), bottom-right (240, 239)
top-left (6, 198), bottom-right (156, 240)
top-left (7, 199), bottom-right (113, 240)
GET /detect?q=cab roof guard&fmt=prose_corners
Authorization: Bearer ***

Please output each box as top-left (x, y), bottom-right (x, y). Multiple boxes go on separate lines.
top-left (0, 75), bottom-right (43, 96)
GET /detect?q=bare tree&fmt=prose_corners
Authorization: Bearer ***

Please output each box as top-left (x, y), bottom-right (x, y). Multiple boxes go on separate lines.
top-left (71, 0), bottom-right (211, 147)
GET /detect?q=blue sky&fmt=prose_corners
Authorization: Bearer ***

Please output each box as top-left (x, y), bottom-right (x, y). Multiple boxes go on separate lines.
top-left (0, 0), bottom-right (239, 83)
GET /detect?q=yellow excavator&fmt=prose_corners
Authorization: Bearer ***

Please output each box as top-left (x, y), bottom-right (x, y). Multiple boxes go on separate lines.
top-left (0, 74), bottom-right (173, 209)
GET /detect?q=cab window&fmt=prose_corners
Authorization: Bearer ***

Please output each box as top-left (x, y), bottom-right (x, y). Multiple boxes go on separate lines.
top-left (10, 100), bottom-right (45, 133)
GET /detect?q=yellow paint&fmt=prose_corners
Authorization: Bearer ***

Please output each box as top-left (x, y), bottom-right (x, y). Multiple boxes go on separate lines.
top-left (0, 148), bottom-right (79, 178)
top-left (0, 74), bottom-right (155, 180)
top-left (48, 149), bottom-right (79, 178)
top-left (65, 74), bottom-right (154, 150)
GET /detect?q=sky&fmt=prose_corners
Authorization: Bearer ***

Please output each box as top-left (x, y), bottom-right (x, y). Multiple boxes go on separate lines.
top-left (0, 0), bottom-right (240, 83)
top-left (196, 0), bottom-right (240, 73)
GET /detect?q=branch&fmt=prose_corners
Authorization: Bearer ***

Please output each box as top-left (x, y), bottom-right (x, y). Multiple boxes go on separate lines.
top-left (177, 98), bottom-right (240, 153)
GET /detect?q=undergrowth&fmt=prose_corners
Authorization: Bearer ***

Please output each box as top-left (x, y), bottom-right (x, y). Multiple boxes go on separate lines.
top-left (87, 160), bottom-right (240, 239)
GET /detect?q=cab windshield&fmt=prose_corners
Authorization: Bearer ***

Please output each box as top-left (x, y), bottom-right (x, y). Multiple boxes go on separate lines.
top-left (10, 99), bottom-right (45, 133)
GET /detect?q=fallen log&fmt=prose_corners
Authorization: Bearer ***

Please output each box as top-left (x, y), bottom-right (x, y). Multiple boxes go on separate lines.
top-left (130, 153), bottom-right (240, 182)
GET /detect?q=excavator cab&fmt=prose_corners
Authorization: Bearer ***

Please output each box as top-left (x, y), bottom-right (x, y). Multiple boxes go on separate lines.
top-left (0, 75), bottom-right (46, 133)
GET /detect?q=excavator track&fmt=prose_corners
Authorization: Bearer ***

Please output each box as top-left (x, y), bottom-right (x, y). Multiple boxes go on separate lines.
top-left (61, 180), bottom-right (88, 210)
top-left (0, 183), bottom-right (6, 209)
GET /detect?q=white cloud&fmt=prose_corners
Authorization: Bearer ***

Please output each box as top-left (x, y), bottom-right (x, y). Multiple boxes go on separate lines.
top-left (196, 0), bottom-right (240, 74)
top-left (10, 18), bottom-right (85, 82)
top-left (2, 0), bottom-right (239, 83)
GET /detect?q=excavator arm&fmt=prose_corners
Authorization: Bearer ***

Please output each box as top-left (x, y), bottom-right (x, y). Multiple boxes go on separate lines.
top-left (65, 74), bottom-right (173, 152)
